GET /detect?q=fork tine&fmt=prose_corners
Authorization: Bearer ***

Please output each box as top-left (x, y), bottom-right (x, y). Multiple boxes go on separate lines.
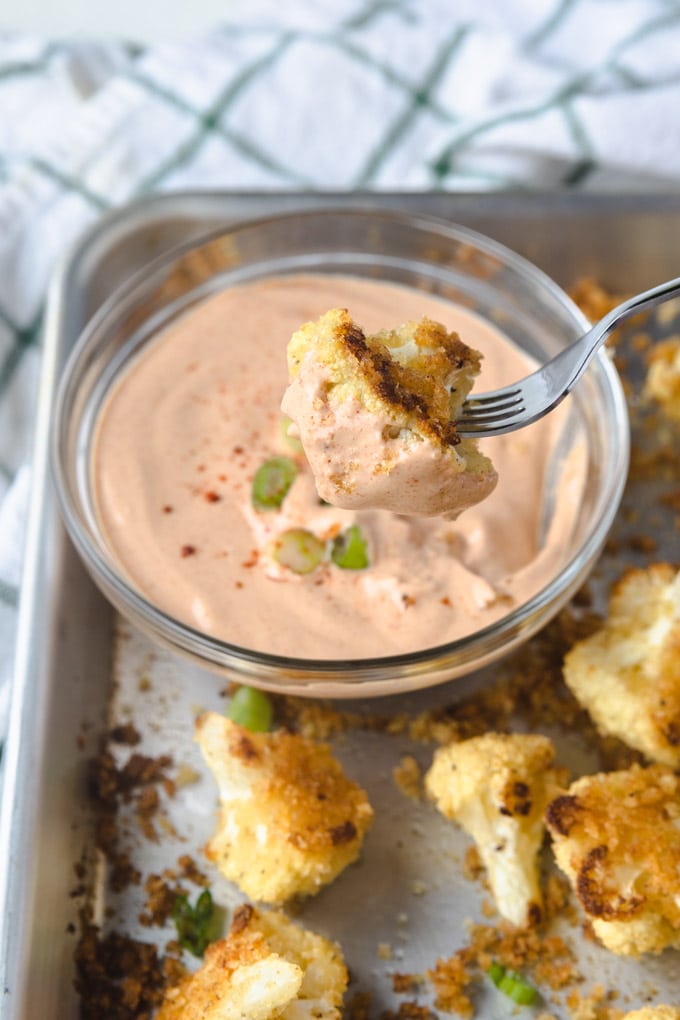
top-left (457, 396), bottom-right (525, 424)
top-left (457, 406), bottom-right (525, 427)
top-left (460, 396), bottom-right (524, 417)
top-left (462, 387), bottom-right (522, 408)
top-left (457, 419), bottom-right (514, 436)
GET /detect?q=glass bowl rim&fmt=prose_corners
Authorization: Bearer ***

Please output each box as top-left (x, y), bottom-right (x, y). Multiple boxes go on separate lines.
top-left (51, 205), bottom-right (630, 682)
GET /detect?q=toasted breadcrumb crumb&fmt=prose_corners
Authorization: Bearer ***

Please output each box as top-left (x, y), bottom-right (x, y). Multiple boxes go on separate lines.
top-left (645, 337), bottom-right (680, 421)
top-left (623, 1009), bottom-right (680, 1020)
top-left (87, 747), bottom-right (174, 892)
top-left (75, 906), bottom-right (185, 1020)
top-left (138, 873), bottom-right (187, 928)
top-left (565, 985), bottom-right (625, 1020)
top-left (346, 990), bottom-right (373, 1020)
top-left (393, 754), bottom-right (423, 800)
top-left (569, 278), bottom-right (628, 327)
top-left (428, 953), bottom-right (476, 1017)
top-left (381, 1004), bottom-right (437, 1019)
top-left (462, 845), bottom-right (485, 883)
top-left (392, 973), bottom-right (425, 994)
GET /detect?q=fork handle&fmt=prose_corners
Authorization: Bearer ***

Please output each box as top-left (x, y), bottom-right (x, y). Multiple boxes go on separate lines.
top-left (600, 275), bottom-right (680, 336)
top-left (567, 274), bottom-right (680, 393)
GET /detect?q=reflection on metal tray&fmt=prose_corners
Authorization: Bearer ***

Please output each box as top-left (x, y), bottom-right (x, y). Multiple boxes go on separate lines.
top-left (1, 192), bottom-right (679, 1020)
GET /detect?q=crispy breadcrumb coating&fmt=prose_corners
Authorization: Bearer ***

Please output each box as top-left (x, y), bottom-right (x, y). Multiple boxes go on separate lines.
top-left (425, 732), bottom-right (564, 928)
top-left (156, 904), bottom-right (347, 1019)
top-left (282, 308), bottom-right (497, 516)
top-left (624, 1009), bottom-right (680, 1020)
top-left (546, 764), bottom-right (680, 956)
top-left (563, 563), bottom-right (680, 767)
top-left (195, 712), bottom-right (373, 904)
top-left (645, 337), bottom-right (680, 421)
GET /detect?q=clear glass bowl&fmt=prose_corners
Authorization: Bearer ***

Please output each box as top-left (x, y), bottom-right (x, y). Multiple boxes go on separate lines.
top-left (52, 209), bottom-right (629, 697)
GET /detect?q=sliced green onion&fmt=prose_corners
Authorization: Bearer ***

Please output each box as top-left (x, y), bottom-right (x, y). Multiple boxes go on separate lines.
top-left (331, 524), bottom-right (369, 570)
top-left (488, 962), bottom-right (538, 1006)
top-left (227, 685), bottom-right (274, 732)
top-left (279, 415), bottom-right (304, 454)
top-left (172, 890), bottom-right (221, 957)
top-left (252, 456), bottom-right (297, 511)
top-left (271, 528), bottom-right (325, 574)
top-left (487, 962), bottom-right (506, 985)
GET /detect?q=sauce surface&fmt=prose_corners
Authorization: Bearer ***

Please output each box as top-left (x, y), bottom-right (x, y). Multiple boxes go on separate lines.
top-left (93, 274), bottom-right (585, 659)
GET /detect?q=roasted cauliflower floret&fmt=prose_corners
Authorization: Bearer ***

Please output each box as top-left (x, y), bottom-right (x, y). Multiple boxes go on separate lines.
top-left (281, 308), bottom-right (497, 518)
top-left (645, 336), bottom-right (680, 421)
top-left (195, 712), bottom-right (373, 903)
top-left (563, 563), bottom-right (680, 767)
top-left (624, 1008), bottom-right (680, 1020)
top-left (545, 764), bottom-right (680, 956)
top-left (425, 732), bottom-right (564, 928)
top-left (156, 903), bottom-right (348, 1020)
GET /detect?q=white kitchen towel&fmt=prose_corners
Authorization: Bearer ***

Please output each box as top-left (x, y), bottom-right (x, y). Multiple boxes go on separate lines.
top-left (2, 0), bottom-right (680, 742)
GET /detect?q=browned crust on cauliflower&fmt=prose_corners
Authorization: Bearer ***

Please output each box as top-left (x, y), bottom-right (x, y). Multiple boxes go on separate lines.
top-left (195, 712), bottom-right (373, 904)
top-left (156, 904), bottom-right (348, 1020)
top-left (545, 764), bottom-right (680, 956)
top-left (287, 308), bottom-right (482, 450)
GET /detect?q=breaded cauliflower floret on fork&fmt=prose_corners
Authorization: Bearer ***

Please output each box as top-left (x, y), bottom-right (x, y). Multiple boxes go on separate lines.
top-left (425, 732), bottom-right (564, 928)
top-left (156, 904), bottom-right (348, 1020)
top-left (563, 563), bottom-right (680, 767)
top-left (195, 712), bottom-right (373, 904)
top-left (545, 764), bottom-right (680, 956)
top-left (281, 308), bottom-right (497, 518)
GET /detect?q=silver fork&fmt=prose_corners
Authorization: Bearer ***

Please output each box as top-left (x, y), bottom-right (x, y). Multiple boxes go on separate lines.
top-left (456, 275), bottom-right (680, 438)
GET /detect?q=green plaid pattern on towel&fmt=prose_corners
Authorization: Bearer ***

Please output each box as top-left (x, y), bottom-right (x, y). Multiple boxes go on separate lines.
top-left (2, 0), bottom-right (680, 741)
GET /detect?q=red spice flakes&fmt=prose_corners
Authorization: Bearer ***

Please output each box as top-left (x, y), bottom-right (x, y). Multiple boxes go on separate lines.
top-left (203, 490), bottom-right (221, 503)
top-left (441, 596), bottom-right (452, 607)
top-left (232, 445), bottom-right (244, 455)
top-left (196, 464), bottom-right (206, 473)
top-left (235, 580), bottom-right (244, 589)
top-left (180, 545), bottom-right (197, 558)
top-left (402, 594), bottom-right (416, 608)
top-left (241, 549), bottom-right (259, 568)
top-left (218, 473), bottom-right (227, 482)
top-left (162, 505), bottom-right (173, 514)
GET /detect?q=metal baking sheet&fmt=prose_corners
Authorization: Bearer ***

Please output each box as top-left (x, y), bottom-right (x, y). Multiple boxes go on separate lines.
top-left (2, 192), bottom-right (680, 1020)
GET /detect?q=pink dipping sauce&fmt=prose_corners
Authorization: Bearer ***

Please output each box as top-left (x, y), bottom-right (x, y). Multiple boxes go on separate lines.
top-left (92, 274), bottom-right (586, 660)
